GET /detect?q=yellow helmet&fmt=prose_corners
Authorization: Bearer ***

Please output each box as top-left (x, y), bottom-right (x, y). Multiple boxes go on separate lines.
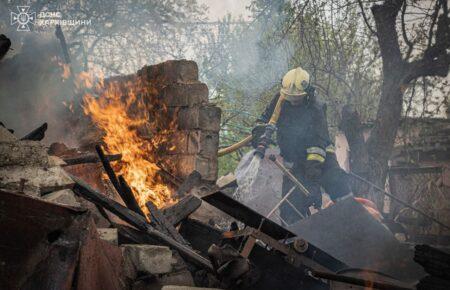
top-left (280, 67), bottom-right (310, 102)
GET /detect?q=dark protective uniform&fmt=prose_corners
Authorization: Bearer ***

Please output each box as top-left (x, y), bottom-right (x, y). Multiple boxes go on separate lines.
top-left (258, 93), bottom-right (351, 224)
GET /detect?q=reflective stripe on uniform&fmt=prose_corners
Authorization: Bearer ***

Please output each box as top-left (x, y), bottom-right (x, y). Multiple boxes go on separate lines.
top-left (306, 153), bottom-right (325, 163)
top-left (306, 146), bottom-right (326, 157)
top-left (326, 144), bottom-right (335, 154)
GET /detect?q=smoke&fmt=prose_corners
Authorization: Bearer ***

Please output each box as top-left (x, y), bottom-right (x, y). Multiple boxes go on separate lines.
top-left (0, 33), bottom-right (76, 144)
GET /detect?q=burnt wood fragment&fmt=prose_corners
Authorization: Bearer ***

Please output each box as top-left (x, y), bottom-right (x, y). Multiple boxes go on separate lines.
top-left (179, 218), bottom-right (223, 256)
top-left (20, 122), bottom-right (48, 141)
top-left (162, 194), bottom-right (202, 226)
top-left (95, 145), bottom-right (122, 195)
top-left (146, 200), bottom-right (189, 246)
top-left (70, 174), bottom-right (214, 271)
top-left (114, 222), bottom-right (159, 245)
top-left (63, 153), bottom-right (121, 166)
top-left (118, 175), bottom-right (145, 217)
top-left (95, 145), bottom-right (144, 216)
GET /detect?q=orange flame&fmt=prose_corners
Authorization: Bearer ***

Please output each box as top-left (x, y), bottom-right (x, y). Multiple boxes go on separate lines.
top-left (81, 71), bottom-right (176, 210)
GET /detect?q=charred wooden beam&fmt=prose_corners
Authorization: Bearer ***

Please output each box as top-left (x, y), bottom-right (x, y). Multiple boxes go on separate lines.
top-left (20, 122), bottom-right (48, 141)
top-left (95, 145), bottom-right (121, 194)
top-left (113, 222), bottom-right (159, 245)
top-left (95, 145), bottom-right (143, 216)
top-left (146, 200), bottom-right (189, 246)
top-left (162, 195), bottom-right (202, 226)
top-left (70, 174), bottom-right (214, 271)
top-left (62, 153), bottom-right (121, 166)
top-left (117, 175), bottom-right (145, 217)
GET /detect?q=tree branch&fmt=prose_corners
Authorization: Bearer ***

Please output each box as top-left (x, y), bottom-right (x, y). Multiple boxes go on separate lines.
top-left (358, 0), bottom-right (377, 36)
top-left (371, 0), bottom-right (405, 68)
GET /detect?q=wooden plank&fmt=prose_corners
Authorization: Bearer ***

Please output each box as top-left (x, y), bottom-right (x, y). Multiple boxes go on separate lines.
top-left (162, 195), bottom-right (202, 226)
top-left (146, 201), bottom-right (190, 246)
top-left (62, 153), bottom-right (121, 166)
top-left (20, 123), bottom-right (48, 141)
top-left (69, 174), bottom-right (214, 271)
top-left (95, 145), bottom-right (121, 195)
top-left (95, 145), bottom-right (144, 217)
top-left (117, 175), bottom-right (145, 217)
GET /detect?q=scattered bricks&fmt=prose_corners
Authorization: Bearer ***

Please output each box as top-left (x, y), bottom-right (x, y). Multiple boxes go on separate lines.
top-left (48, 155), bottom-right (67, 167)
top-left (158, 270), bottom-right (195, 287)
top-left (97, 228), bottom-right (118, 246)
top-left (0, 126), bottom-right (17, 142)
top-left (0, 165), bottom-right (74, 195)
top-left (121, 244), bottom-right (176, 275)
top-left (42, 189), bottom-right (81, 207)
top-left (177, 105), bottom-right (221, 131)
top-left (0, 141), bottom-right (49, 167)
top-left (138, 60), bottom-right (199, 84)
top-left (159, 83), bottom-right (208, 107)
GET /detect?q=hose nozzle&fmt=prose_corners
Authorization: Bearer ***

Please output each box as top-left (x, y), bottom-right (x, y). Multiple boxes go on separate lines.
top-left (254, 124), bottom-right (276, 159)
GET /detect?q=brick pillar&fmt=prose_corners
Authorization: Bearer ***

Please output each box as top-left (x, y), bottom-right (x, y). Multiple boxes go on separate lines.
top-left (137, 60), bottom-right (221, 182)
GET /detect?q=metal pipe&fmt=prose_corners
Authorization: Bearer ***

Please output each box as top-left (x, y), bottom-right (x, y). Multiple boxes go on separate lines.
top-left (268, 154), bottom-right (311, 198)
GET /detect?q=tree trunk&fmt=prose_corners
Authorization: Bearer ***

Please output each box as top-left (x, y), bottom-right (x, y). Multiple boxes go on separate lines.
top-left (346, 0), bottom-right (449, 210)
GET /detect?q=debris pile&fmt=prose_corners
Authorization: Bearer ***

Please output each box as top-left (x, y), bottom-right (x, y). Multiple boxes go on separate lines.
top-left (0, 60), bottom-right (442, 290)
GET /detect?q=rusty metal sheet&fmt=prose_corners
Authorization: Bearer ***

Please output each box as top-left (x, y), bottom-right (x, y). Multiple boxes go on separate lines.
top-left (75, 218), bottom-right (124, 290)
top-left (0, 190), bottom-right (85, 289)
top-left (289, 198), bottom-right (425, 283)
top-left (0, 190), bottom-right (124, 290)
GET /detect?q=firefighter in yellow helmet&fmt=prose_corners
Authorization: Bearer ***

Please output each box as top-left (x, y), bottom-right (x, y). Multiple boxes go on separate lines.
top-left (252, 67), bottom-right (352, 223)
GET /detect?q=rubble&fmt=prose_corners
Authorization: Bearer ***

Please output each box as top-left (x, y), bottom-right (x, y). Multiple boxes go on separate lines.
top-left (1, 59), bottom-right (442, 290)
top-left (97, 228), bottom-right (119, 245)
top-left (121, 244), bottom-right (176, 275)
top-left (0, 165), bottom-right (74, 195)
top-left (0, 125), bottom-right (17, 141)
top-left (0, 140), bottom-right (49, 167)
top-left (42, 189), bottom-right (81, 207)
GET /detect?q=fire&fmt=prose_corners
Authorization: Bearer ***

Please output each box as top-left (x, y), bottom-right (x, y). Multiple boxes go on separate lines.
top-left (81, 72), bottom-right (176, 210)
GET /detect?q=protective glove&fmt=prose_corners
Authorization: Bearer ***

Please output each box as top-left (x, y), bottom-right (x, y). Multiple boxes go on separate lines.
top-left (304, 159), bottom-right (323, 183)
top-left (251, 123), bottom-right (266, 148)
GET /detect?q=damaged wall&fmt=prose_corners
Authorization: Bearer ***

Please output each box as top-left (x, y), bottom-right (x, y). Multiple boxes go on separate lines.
top-left (107, 60), bottom-right (221, 182)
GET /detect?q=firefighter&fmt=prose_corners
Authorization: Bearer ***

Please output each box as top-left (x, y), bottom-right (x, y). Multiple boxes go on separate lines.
top-left (252, 67), bottom-right (352, 224)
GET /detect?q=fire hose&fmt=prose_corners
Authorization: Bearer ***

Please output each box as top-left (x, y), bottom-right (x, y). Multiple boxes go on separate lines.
top-left (217, 95), bottom-right (285, 157)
